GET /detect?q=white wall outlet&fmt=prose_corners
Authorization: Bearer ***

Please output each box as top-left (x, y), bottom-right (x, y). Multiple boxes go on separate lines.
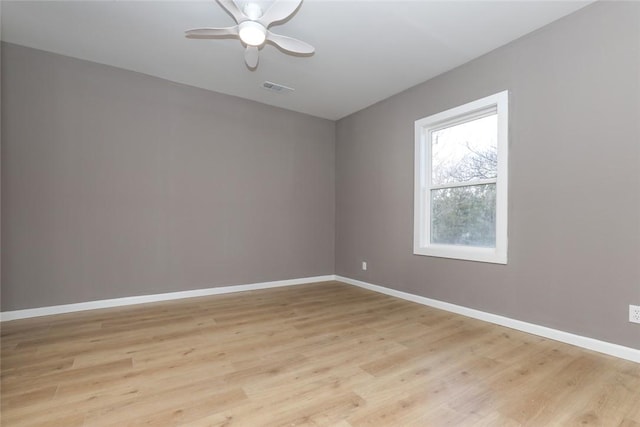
top-left (362, 261), bottom-right (367, 271)
top-left (630, 305), bottom-right (640, 324)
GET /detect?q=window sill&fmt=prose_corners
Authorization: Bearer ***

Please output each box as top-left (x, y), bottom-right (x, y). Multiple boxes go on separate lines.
top-left (413, 244), bottom-right (507, 264)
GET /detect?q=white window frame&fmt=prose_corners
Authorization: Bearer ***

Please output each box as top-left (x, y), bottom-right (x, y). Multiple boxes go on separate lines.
top-left (414, 91), bottom-right (508, 264)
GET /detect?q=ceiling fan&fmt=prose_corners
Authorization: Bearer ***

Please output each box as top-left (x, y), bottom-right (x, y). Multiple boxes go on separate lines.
top-left (185, 0), bottom-right (314, 69)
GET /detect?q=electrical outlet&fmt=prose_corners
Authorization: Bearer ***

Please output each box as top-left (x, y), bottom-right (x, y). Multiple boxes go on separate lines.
top-left (630, 305), bottom-right (640, 324)
top-left (362, 261), bottom-right (367, 271)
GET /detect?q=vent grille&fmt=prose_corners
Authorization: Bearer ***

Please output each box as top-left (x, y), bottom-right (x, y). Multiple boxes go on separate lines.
top-left (262, 81), bottom-right (295, 94)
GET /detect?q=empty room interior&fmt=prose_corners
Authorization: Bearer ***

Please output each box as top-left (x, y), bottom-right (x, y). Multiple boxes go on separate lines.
top-left (1, 0), bottom-right (640, 425)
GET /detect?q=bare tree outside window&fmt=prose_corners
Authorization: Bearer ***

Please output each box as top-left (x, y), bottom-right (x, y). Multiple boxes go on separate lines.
top-left (430, 114), bottom-right (498, 247)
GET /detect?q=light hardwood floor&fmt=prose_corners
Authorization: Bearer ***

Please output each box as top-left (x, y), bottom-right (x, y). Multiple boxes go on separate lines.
top-left (1, 281), bottom-right (639, 426)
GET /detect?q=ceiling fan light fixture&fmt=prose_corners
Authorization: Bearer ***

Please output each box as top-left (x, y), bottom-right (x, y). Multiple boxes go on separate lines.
top-left (185, 0), bottom-right (314, 69)
top-left (238, 21), bottom-right (266, 46)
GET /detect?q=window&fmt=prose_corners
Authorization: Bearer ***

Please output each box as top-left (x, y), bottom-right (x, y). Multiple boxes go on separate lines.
top-left (414, 91), bottom-right (508, 264)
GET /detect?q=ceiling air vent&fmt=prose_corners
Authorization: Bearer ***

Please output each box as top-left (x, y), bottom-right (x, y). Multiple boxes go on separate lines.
top-left (262, 81), bottom-right (294, 94)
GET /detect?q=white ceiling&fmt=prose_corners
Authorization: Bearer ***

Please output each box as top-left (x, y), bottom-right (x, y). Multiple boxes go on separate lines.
top-left (1, 0), bottom-right (593, 120)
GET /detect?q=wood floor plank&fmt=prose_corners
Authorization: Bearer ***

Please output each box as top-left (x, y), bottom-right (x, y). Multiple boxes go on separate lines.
top-left (1, 281), bottom-right (638, 426)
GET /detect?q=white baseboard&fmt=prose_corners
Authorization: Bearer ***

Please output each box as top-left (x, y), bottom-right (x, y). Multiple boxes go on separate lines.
top-left (3, 273), bottom-right (638, 363)
top-left (336, 275), bottom-right (640, 364)
top-left (0, 275), bottom-right (336, 322)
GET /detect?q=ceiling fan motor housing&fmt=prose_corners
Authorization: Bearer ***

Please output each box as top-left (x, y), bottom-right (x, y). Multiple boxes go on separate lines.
top-left (243, 3), bottom-right (263, 20)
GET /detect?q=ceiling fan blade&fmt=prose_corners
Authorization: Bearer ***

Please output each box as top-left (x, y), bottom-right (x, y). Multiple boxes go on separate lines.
top-left (244, 46), bottom-right (259, 68)
top-left (266, 32), bottom-right (314, 54)
top-left (258, 0), bottom-right (303, 27)
top-left (185, 27), bottom-right (239, 38)
top-left (216, 0), bottom-right (248, 24)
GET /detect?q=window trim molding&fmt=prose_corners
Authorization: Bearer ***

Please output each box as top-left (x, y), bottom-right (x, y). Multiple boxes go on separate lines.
top-left (413, 90), bottom-right (509, 264)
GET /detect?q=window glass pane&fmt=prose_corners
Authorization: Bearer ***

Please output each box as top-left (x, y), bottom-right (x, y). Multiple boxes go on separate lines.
top-left (431, 114), bottom-right (497, 186)
top-left (431, 184), bottom-right (496, 247)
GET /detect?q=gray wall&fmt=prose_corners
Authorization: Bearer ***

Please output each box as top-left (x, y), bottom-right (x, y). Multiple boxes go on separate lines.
top-left (335, 1), bottom-right (640, 349)
top-left (1, 43), bottom-right (335, 310)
